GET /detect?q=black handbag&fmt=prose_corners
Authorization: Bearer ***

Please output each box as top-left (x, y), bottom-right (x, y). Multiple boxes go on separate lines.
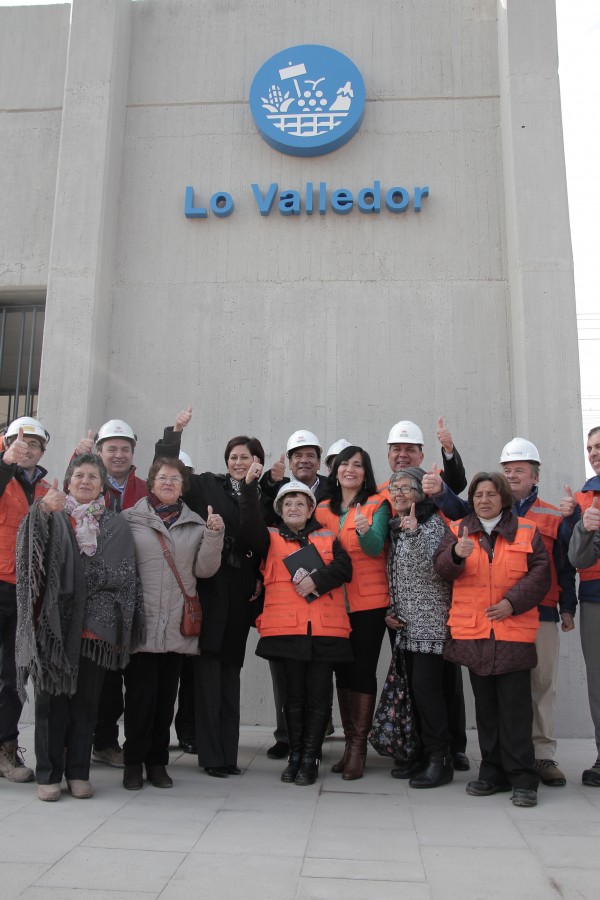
top-left (368, 649), bottom-right (421, 763)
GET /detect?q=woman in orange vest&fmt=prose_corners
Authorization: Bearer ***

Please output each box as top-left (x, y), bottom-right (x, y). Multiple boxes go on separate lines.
top-left (434, 471), bottom-right (551, 808)
top-left (316, 445), bottom-right (391, 780)
top-left (239, 462), bottom-right (352, 787)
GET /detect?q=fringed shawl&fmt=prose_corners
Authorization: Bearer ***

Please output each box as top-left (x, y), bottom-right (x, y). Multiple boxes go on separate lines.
top-left (15, 502), bottom-right (145, 699)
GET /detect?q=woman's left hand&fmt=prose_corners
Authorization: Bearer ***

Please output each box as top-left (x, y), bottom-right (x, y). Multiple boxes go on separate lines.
top-left (485, 598), bottom-right (513, 621)
top-left (206, 505), bottom-right (225, 532)
top-left (294, 575), bottom-right (317, 598)
top-left (401, 503), bottom-right (418, 532)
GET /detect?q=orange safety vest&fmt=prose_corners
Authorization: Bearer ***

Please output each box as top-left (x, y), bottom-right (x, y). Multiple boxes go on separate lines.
top-left (576, 490), bottom-right (600, 582)
top-left (524, 498), bottom-right (561, 607)
top-left (257, 528), bottom-right (351, 638)
top-left (316, 495), bottom-right (389, 612)
top-left (447, 518), bottom-right (540, 643)
top-left (0, 476), bottom-right (50, 583)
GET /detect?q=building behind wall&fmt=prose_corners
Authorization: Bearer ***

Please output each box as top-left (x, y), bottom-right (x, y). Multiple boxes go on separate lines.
top-left (0, 0), bottom-right (588, 734)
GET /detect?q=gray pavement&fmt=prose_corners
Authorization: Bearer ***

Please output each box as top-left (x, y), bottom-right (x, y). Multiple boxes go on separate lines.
top-left (1, 726), bottom-right (599, 899)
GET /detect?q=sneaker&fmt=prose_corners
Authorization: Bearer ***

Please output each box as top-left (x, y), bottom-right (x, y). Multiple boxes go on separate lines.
top-left (37, 783), bottom-right (61, 802)
top-left (67, 779), bottom-right (93, 799)
top-left (511, 788), bottom-right (537, 807)
top-left (267, 740), bottom-right (289, 760)
top-left (0, 740), bottom-right (34, 783)
top-left (582, 759), bottom-right (600, 787)
top-left (534, 758), bottom-right (566, 786)
top-left (92, 745), bottom-right (124, 768)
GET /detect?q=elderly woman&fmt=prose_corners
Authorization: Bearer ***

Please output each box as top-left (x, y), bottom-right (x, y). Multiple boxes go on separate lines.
top-left (239, 466), bottom-right (352, 786)
top-left (121, 457), bottom-right (224, 790)
top-left (385, 467), bottom-right (453, 788)
top-left (316, 445), bottom-right (391, 780)
top-left (434, 471), bottom-right (551, 808)
top-left (16, 454), bottom-right (144, 802)
top-left (155, 408), bottom-right (273, 777)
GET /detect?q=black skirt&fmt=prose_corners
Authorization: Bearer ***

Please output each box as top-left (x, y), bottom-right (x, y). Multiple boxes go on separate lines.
top-left (256, 634), bottom-right (353, 664)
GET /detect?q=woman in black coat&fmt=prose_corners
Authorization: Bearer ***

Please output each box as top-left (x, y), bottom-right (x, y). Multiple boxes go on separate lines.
top-left (155, 408), bottom-right (273, 776)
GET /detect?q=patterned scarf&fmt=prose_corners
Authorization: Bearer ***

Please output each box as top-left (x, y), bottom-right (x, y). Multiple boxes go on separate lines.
top-left (64, 495), bottom-right (106, 555)
top-left (148, 492), bottom-right (183, 529)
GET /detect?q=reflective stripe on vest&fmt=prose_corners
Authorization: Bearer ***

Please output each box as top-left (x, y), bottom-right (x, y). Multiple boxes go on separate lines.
top-left (316, 495), bottom-right (389, 612)
top-left (576, 491), bottom-right (600, 582)
top-left (447, 518), bottom-right (540, 643)
top-left (0, 477), bottom-right (50, 583)
top-left (258, 529), bottom-right (350, 638)
top-left (524, 499), bottom-right (561, 607)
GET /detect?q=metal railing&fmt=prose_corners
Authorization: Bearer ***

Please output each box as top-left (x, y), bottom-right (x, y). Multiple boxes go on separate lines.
top-left (0, 303), bottom-right (45, 431)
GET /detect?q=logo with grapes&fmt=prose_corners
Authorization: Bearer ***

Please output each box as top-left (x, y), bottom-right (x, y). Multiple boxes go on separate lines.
top-left (249, 45), bottom-right (366, 157)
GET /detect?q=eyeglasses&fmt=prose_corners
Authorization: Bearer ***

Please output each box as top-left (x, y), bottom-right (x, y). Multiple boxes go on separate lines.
top-left (389, 485), bottom-right (416, 495)
top-left (155, 475), bottom-right (183, 484)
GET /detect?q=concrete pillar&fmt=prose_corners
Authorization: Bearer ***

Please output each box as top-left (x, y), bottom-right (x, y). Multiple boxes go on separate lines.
top-left (37, 0), bottom-right (132, 469)
top-left (498, 0), bottom-right (583, 496)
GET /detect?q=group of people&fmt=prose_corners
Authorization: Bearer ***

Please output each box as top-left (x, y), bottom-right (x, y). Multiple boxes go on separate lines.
top-left (0, 410), bottom-right (598, 810)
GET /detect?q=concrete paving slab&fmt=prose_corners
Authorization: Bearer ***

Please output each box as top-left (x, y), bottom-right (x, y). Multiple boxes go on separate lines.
top-left (545, 866), bottom-right (600, 900)
top-left (296, 876), bottom-right (431, 899)
top-left (35, 846), bottom-right (185, 893)
top-left (412, 804), bottom-right (528, 848)
top-left (160, 852), bottom-right (302, 900)
top-left (421, 846), bottom-right (560, 899)
top-left (302, 856), bottom-right (425, 883)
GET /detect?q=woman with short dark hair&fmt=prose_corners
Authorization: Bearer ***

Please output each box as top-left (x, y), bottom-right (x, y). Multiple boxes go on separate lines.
top-left (434, 471), bottom-right (551, 808)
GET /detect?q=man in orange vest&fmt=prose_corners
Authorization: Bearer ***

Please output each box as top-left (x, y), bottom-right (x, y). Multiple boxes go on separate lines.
top-left (0, 416), bottom-right (50, 784)
top-left (424, 437), bottom-right (577, 787)
top-left (563, 426), bottom-right (600, 786)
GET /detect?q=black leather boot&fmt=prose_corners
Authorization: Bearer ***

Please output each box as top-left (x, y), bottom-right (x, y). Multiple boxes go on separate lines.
top-left (281, 705), bottom-right (304, 784)
top-left (295, 704), bottom-right (330, 787)
top-left (409, 749), bottom-right (454, 789)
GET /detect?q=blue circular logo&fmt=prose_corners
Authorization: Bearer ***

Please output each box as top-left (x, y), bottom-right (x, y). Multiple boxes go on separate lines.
top-left (249, 45), bottom-right (366, 157)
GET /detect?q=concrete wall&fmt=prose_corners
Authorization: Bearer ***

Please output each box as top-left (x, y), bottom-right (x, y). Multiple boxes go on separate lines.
top-left (0, 0), bottom-right (588, 735)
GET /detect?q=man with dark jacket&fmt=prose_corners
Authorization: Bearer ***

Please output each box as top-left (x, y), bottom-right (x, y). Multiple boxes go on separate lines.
top-left (0, 416), bottom-right (50, 783)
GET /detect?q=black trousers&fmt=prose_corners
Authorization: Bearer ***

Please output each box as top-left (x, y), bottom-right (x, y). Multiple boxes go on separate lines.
top-left (443, 660), bottom-right (467, 755)
top-left (335, 606), bottom-right (387, 695)
top-left (93, 667), bottom-right (125, 751)
top-left (404, 651), bottom-right (450, 754)
top-left (0, 581), bottom-right (22, 744)
top-left (194, 654), bottom-right (241, 769)
top-left (123, 652), bottom-right (182, 767)
top-left (174, 656), bottom-right (196, 744)
top-left (35, 655), bottom-right (106, 784)
top-left (469, 668), bottom-right (540, 791)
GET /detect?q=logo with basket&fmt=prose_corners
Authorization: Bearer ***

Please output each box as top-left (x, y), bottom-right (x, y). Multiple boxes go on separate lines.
top-left (250, 45), bottom-right (366, 157)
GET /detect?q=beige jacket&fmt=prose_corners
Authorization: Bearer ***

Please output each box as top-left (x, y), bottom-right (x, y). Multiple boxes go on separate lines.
top-left (122, 497), bottom-right (224, 654)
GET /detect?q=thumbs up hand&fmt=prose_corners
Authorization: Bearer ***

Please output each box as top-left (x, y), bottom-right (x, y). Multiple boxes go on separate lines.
top-left (40, 479), bottom-right (67, 514)
top-left (270, 453), bottom-right (286, 484)
top-left (245, 456), bottom-right (264, 484)
top-left (75, 429), bottom-right (94, 456)
top-left (560, 485), bottom-right (577, 518)
top-left (583, 497), bottom-right (600, 532)
top-left (402, 502), bottom-right (418, 533)
top-left (354, 503), bottom-right (369, 537)
top-left (206, 504), bottom-right (224, 532)
top-left (174, 406), bottom-right (193, 433)
top-left (3, 428), bottom-right (30, 466)
top-left (422, 463), bottom-right (443, 496)
top-left (436, 416), bottom-right (455, 454)
top-left (455, 525), bottom-right (475, 559)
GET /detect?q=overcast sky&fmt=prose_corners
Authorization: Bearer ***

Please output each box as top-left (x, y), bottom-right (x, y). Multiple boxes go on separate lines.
top-left (2, 0), bottom-right (598, 470)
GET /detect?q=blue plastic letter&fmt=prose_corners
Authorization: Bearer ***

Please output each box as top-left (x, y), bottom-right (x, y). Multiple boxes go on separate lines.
top-left (413, 186), bottom-right (429, 212)
top-left (385, 187), bottom-right (410, 213)
top-left (184, 186), bottom-right (208, 218)
top-left (331, 189), bottom-right (354, 214)
top-left (252, 183), bottom-right (278, 216)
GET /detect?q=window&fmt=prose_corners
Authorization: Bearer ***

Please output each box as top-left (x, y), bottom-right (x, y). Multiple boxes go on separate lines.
top-left (0, 296), bottom-right (45, 431)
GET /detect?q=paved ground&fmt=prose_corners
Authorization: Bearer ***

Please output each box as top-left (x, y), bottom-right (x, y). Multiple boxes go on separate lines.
top-left (1, 726), bottom-right (599, 899)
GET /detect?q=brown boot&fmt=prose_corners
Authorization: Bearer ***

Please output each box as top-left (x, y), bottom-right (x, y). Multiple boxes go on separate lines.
top-left (342, 692), bottom-right (376, 781)
top-left (331, 687), bottom-right (353, 773)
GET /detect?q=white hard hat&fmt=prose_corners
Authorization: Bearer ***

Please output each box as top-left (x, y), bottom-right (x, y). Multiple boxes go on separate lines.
top-left (286, 430), bottom-right (322, 457)
top-left (274, 480), bottom-right (317, 515)
top-left (4, 416), bottom-right (50, 447)
top-left (387, 420), bottom-right (424, 445)
top-left (179, 450), bottom-right (195, 472)
top-left (95, 419), bottom-right (137, 447)
top-left (500, 437), bottom-right (541, 464)
top-left (325, 438), bottom-right (351, 463)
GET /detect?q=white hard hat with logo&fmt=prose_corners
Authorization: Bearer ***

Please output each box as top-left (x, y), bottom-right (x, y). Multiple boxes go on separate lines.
top-left (274, 480), bottom-right (317, 515)
top-left (95, 419), bottom-right (137, 447)
top-left (179, 450), bottom-right (195, 472)
top-left (387, 420), bottom-right (424, 445)
top-left (325, 438), bottom-right (351, 464)
top-left (500, 438), bottom-right (541, 464)
top-left (4, 416), bottom-right (50, 447)
top-left (286, 430), bottom-right (322, 457)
